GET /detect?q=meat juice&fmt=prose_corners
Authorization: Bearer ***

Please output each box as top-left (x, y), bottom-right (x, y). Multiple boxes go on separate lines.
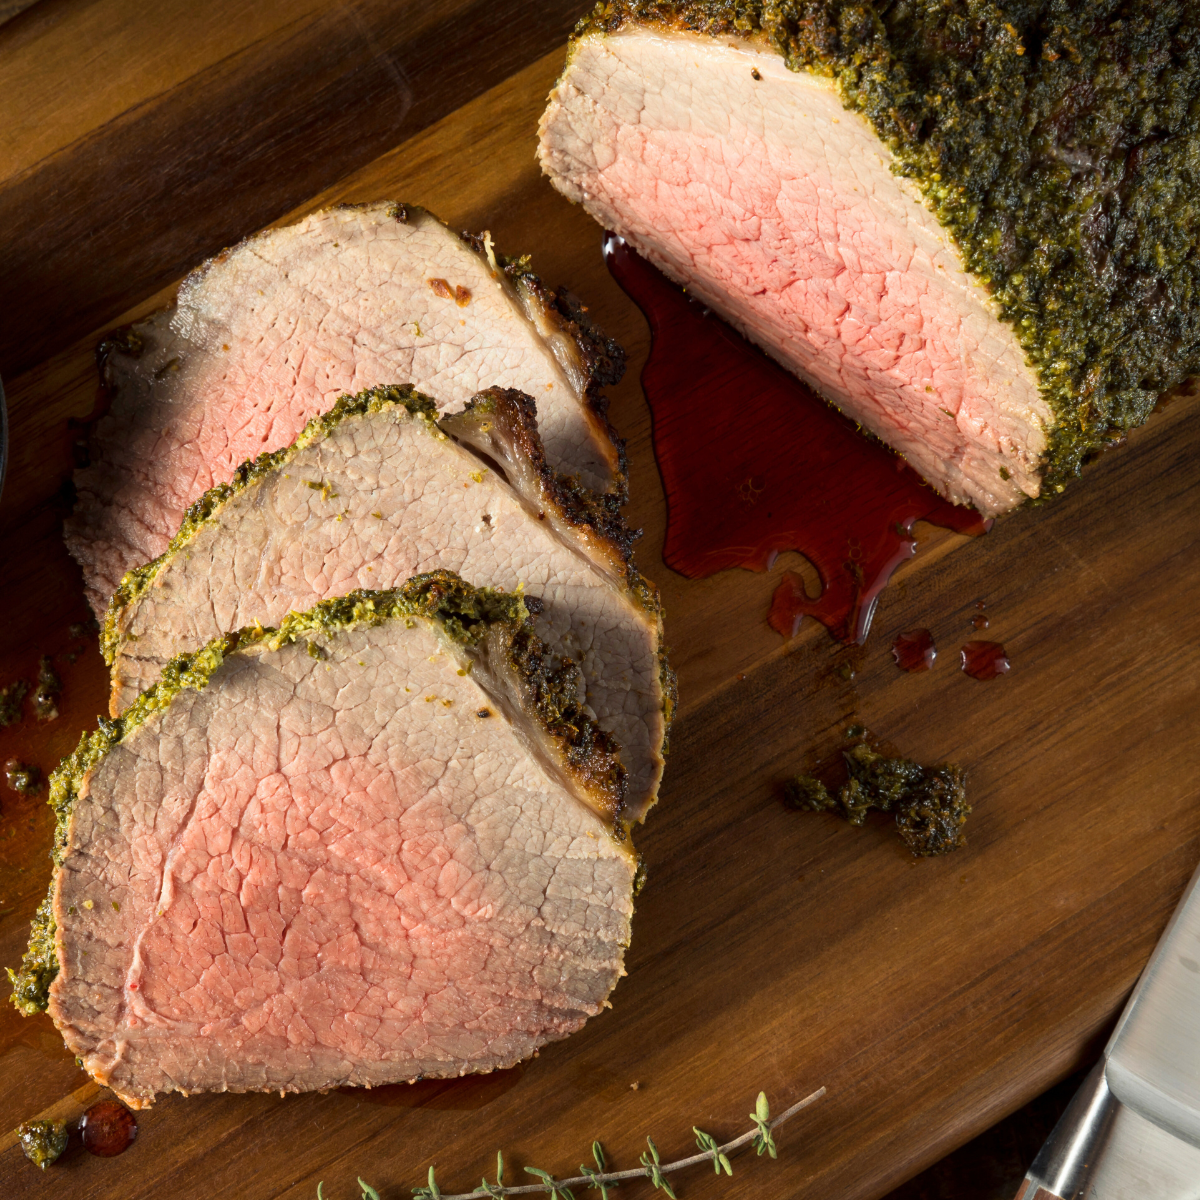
top-left (80, 1100), bottom-right (137, 1156)
top-left (603, 234), bottom-right (990, 644)
top-left (961, 641), bottom-right (1010, 680)
top-left (892, 629), bottom-right (937, 672)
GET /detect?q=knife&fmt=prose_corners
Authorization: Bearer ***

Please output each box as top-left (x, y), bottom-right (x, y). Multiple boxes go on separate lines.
top-left (1016, 858), bottom-right (1200, 1198)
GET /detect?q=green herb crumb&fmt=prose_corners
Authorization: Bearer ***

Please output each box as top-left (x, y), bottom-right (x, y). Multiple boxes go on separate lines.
top-left (4, 760), bottom-right (42, 794)
top-left (17, 1120), bottom-right (68, 1170)
top-left (0, 679), bottom-right (28, 727)
top-left (785, 743), bottom-right (969, 856)
top-left (33, 657), bottom-right (61, 723)
top-left (306, 480), bottom-right (339, 501)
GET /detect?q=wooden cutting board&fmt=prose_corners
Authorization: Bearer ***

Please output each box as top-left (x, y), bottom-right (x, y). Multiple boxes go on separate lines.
top-left (3, 2), bottom-right (1200, 1196)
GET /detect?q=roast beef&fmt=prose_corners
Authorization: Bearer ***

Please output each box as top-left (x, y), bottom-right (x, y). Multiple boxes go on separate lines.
top-left (103, 384), bottom-right (672, 822)
top-left (539, 3), bottom-right (1200, 515)
top-left (66, 203), bottom-right (626, 616)
top-left (23, 573), bottom-right (636, 1105)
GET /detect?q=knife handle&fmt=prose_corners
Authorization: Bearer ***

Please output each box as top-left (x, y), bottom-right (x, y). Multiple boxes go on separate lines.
top-left (1014, 1059), bottom-right (1200, 1199)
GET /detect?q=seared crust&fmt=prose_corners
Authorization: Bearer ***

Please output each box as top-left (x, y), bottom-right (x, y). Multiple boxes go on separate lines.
top-left (442, 388), bottom-right (639, 594)
top-left (442, 388), bottom-right (676, 794)
top-left (459, 230), bottom-right (630, 501)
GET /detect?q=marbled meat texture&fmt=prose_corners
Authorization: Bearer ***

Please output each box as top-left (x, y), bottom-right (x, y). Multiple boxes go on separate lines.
top-left (105, 386), bottom-right (670, 824)
top-left (539, 20), bottom-right (1049, 516)
top-left (49, 584), bottom-right (636, 1106)
top-left (67, 202), bottom-right (625, 616)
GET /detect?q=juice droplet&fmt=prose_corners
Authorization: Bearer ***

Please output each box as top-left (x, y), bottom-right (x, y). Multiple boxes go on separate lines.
top-left (971, 613), bottom-right (990, 630)
top-left (604, 234), bottom-right (991, 644)
top-left (961, 641), bottom-right (1010, 680)
top-left (892, 628), bottom-right (937, 672)
top-left (80, 1100), bottom-right (137, 1157)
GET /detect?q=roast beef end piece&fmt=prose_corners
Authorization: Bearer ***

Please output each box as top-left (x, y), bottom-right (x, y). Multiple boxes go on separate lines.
top-left (66, 202), bottom-right (626, 617)
top-left (48, 573), bottom-right (636, 1106)
top-left (104, 385), bottom-right (669, 823)
top-left (539, 27), bottom-right (1051, 517)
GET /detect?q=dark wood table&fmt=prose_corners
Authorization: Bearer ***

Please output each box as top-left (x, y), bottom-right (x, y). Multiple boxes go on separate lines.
top-left (2, 2), bottom-right (1198, 1197)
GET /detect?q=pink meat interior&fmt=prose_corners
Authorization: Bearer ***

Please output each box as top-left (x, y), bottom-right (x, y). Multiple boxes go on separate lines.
top-left (50, 625), bottom-right (634, 1102)
top-left (539, 29), bottom-right (1055, 515)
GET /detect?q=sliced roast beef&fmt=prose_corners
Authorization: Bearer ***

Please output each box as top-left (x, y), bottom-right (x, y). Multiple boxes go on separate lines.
top-left (103, 384), bottom-right (671, 823)
top-left (30, 573), bottom-right (635, 1106)
top-left (66, 203), bottom-right (626, 615)
top-left (538, 4), bottom-right (1200, 515)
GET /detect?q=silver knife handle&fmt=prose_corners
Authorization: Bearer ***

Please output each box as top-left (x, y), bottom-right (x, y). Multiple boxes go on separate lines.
top-left (1015, 1059), bottom-right (1200, 1198)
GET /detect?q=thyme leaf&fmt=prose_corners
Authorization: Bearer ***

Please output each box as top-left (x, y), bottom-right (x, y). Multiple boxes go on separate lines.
top-left (524, 1167), bottom-right (574, 1200)
top-left (578, 1141), bottom-right (615, 1199)
top-left (690, 1130), bottom-right (731, 1177)
top-left (749, 1093), bottom-right (776, 1159)
top-left (638, 1139), bottom-right (676, 1199)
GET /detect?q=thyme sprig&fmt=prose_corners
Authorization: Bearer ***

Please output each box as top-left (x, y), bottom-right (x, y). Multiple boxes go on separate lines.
top-left (322, 1086), bottom-right (824, 1200)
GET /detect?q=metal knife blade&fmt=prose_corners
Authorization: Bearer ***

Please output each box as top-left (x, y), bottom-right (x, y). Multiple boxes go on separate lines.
top-left (1017, 859), bottom-right (1200, 1198)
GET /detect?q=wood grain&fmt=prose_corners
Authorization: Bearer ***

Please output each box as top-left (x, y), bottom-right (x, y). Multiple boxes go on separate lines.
top-left (0, 0), bottom-right (587, 379)
top-left (2, 7), bottom-right (1199, 1199)
top-left (0, 0), bottom-right (38, 29)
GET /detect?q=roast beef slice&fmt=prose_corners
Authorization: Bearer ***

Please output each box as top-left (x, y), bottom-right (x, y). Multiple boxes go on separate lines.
top-left (66, 202), bottom-right (626, 615)
top-left (47, 574), bottom-right (635, 1106)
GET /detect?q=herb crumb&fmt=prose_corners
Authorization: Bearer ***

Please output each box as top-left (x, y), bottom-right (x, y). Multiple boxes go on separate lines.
top-left (786, 744), bottom-right (969, 856)
top-left (0, 679), bottom-right (28, 727)
top-left (5, 760), bottom-right (42, 794)
top-left (17, 1120), bottom-right (68, 1170)
top-left (34, 657), bottom-right (61, 723)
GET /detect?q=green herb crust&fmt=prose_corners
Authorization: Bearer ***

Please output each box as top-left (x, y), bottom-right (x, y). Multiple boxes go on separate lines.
top-left (8, 626), bottom-right (257, 1015)
top-left (11, 571), bottom-right (629, 1014)
top-left (100, 384), bottom-right (439, 665)
top-left (578, 0), bottom-right (1200, 494)
top-left (786, 743), bottom-right (970, 855)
